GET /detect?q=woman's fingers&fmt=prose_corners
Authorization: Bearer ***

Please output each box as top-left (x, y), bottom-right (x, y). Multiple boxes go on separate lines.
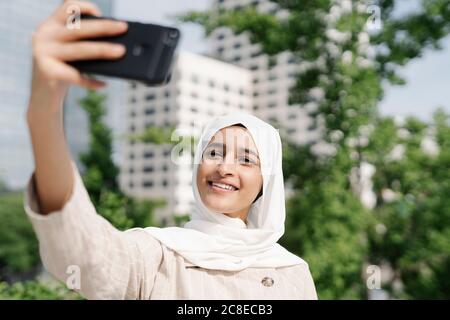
top-left (52, 41), bottom-right (126, 61)
top-left (53, 0), bottom-right (102, 22)
top-left (43, 57), bottom-right (106, 90)
top-left (58, 19), bottom-right (128, 42)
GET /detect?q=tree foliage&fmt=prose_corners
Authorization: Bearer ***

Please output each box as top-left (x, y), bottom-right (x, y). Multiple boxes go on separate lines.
top-left (78, 90), bottom-right (164, 230)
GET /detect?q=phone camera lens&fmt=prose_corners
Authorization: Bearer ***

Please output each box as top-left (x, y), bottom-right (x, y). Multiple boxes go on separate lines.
top-left (169, 30), bottom-right (178, 39)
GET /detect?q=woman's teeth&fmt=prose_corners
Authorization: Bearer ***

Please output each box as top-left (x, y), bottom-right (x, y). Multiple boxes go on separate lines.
top-left (211, 182), bottom-right (236, 191)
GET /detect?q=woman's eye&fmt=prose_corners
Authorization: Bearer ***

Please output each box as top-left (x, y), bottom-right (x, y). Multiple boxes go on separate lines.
top-left (208, 150), bottom-right (222, 158)
top-left (240, 157), bottom-right (252, 164)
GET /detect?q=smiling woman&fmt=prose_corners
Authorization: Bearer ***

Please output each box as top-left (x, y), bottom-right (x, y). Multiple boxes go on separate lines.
top-left (25, 106), bottom-right (317, 299)
top-left (197, 124), bottom-right (263, 225)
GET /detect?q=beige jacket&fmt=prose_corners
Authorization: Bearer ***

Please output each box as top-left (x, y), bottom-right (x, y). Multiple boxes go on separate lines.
top-left (23, 161), bottom-right (318, 300)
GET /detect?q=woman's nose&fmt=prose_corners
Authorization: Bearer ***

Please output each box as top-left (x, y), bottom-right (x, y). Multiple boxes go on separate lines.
top-left (217, 155), bottom-right (237, 175)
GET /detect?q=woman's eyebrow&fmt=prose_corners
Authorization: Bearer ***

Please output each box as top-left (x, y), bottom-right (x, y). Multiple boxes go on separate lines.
top-left (206, 142), bottom-right (260, 159)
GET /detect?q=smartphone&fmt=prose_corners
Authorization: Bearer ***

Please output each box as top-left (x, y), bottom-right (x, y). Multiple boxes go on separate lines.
top-left (69, 14), bottom-right (181, 86)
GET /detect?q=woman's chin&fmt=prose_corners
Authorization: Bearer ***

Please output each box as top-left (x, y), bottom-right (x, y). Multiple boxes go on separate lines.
top-left (203, 201), bottom-right (232, 214)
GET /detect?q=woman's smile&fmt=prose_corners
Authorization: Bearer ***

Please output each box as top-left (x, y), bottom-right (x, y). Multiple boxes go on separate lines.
top-left (208, 180), bottom-right (240, 193)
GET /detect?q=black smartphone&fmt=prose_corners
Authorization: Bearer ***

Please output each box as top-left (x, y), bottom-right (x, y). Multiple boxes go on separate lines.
top-left (69, 14), bottom-right (181, 86)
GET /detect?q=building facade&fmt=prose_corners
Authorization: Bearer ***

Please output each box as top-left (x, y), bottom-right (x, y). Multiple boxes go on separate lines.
top-left (208, 0), bottom-right (319, 145)
top-left (0, 0), bottom-right (62, 189)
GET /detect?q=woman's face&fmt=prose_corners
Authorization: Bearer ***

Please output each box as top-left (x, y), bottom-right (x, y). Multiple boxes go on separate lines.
top-left (196, 125), bottom-right (263, 222)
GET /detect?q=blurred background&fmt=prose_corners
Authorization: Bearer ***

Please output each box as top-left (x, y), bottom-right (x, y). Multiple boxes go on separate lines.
top-left (0, 0), bottom-right (449, 299)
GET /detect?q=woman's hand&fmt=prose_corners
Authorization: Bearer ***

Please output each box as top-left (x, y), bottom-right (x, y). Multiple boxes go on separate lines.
top-left (28, 0), bottom-right (128, 115)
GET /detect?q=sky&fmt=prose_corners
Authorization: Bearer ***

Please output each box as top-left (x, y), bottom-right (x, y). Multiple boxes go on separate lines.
top-left (114, 0), bottom-right (450, 122)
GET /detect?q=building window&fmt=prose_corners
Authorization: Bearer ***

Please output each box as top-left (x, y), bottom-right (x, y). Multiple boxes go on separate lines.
top-left (224, 84), bottom-right (230, 92)
top-left (163, 150), bottom-right (171, 157)
top-left (253, 92), bottom-right (259, 97)
top-left (142, 180), bottom-right (154, 188)
top-left (145, 108), bottom-right (155, 115)
top-left (250, 65), bottom-right (259, 71)
top-left (143, 151), bottom-right (154, 158)
top-left (287, 128), bottom-right (297, 134)
top-left (209, 80), bottom-right (215, 88)
top-left (217, 47), bottom-right (224, 54)
top-left (269, 74), bottom-right (277, 81)
top-left (164, 105), bottom-right (170, 112)
top-left (129, 153), bottom-right (135, 159)
top-left (234, 43), bottom-right (242, 49)
top-left (145, 94), bottom-right (155, 101)
top-left (208, 96), bottom-right (215, 102)
top-left (130, 97), bottom-right (136, 103)
top-left (129, 125), bottom-right (136, 132)
top-left (129, 167), bottom-right (134, 174)
top-left (190, 106), bottom-right (198, 113)
top-left (129, 111), bottom-right (136, 117)
top-left (239, 88), bottom-right (245, 95)
top-left (269, 102), bottom-right (277, 108)
top-left (165, 91), bottom-right (170, 98)
top-left (253, 105), bottom-right (259, 111)
top-left (233, 56), bottom-right (241, 62)
top-left (288, 113), bottom-right (297, 120)
top-left (129, 181), bottom-right (134, 188)
top-left (162, 164), bottom-right (168, 171)
top-left (131, 82), bottom-right (137, 89)
top-left (268, 88), bottom-right (277, 95)
top-left (162, 179), bottom-right (168, 187)
top-left (143, 166), bottom-right (154, 173)
top-left (191, 92), bottom-right (198, 98)
top-left (217, 33), bottom-right (225, 40)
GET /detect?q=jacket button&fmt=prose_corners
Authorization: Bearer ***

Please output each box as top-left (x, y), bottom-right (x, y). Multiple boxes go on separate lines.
top-left (261, 277), bottom-right (274, 287)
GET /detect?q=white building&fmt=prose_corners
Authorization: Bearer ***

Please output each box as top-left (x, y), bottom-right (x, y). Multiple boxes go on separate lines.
top-left (207, 0), bottom-right (319, 145)
top-left (119, 51), bottom-right (254, 225)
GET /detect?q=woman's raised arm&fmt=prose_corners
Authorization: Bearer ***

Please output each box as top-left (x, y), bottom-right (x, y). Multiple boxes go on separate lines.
top-left (26, 0), bottom-right (127, 214)
top-left (23, 1), bottom-right (163, 299)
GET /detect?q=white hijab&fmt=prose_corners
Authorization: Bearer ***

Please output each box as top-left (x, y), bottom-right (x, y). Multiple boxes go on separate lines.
top-left (143, 112), bottom-right (306, 271)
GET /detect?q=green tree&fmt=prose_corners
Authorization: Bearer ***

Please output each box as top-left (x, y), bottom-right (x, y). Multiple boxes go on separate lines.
top-left (0, 280), bottom-right (82, 300)
top-left (78, 90), bottom-right (165, 230)
top-left (366, 108), bottom-right (450, 299)
top-left (0, 192), bottom-right (39, 280)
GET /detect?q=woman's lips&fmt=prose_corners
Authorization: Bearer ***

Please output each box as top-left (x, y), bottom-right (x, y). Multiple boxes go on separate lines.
top-left (207, 181), bottom-right (239, 193)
